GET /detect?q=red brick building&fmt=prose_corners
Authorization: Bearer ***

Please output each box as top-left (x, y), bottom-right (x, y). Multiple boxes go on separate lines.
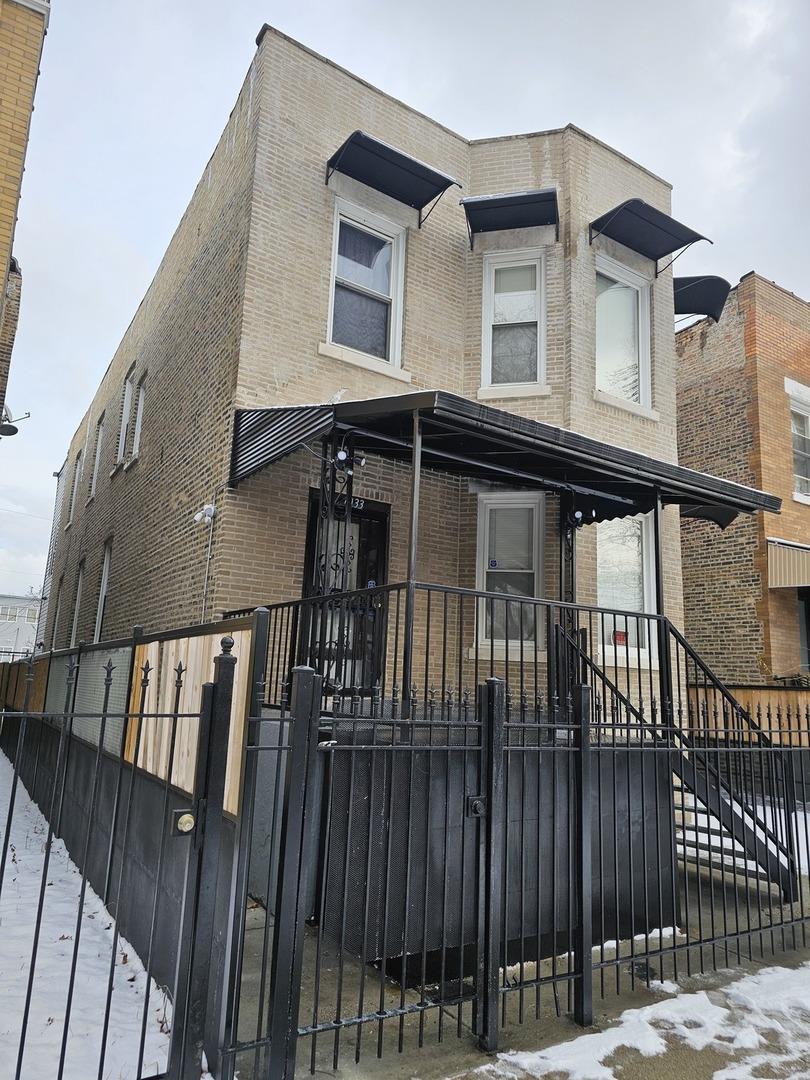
top-left (678, 273), bottom-right (810, 683)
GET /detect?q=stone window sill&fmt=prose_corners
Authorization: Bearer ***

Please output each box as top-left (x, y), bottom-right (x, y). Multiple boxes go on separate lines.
top-left (477, 383), bottom-right (552, 401)
top-left (109, 462), bottom-right (124, 478)
top-left (123, 456), bottom-right (139, 472)
top-left (592, 388), bottom-right (660, 422)
top-left (793, 492), bottom-right (810, 506)
top-left (85, 495), bottom-right (95, 507)
top-left (318, 341), bottom-right (412, 384)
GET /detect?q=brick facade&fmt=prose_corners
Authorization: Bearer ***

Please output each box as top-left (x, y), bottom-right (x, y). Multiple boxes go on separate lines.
top-left (44, 24), bottom-right (689, 649)
top-left (677, 273), bottom-right (810, 682)
top-left (0, 0), bottom-right (47, 414)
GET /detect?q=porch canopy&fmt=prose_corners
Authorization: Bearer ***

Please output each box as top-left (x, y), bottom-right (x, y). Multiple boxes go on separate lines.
top-left (230, 390), bottom-right (779, 527)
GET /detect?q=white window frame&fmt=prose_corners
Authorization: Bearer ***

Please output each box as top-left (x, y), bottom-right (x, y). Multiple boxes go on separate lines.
top-left (327, 198), bottom-right (406, 369)
top-left (89, 414), bottom-right (105, 497)
top-left (481, 248), bottom-right (546, 391)
top-left (70, 562), bottom-right (84, 648)
top-left (786, 377), bottom-right (810, 504)
top-left (131, 380), bottom-right (146, 457)
top-left (475, 491), bottom-right (545, 647)
top-left (117, 369), bottom-right (135, 463)
top-left (595, 512), bottom-right (657, 666)
top-left (67, 449), bottom-right (83, 524)
top-left (94, 542), bottom-right (111, 643)
top-left (594, 252), bottom-right (652, 409)
top-left (51, 577), bottom-right (63, 649)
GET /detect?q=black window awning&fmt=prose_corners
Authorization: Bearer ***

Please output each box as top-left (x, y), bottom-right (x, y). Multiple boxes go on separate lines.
top-left (674, 276), bottom-right (732, 322)
top-left (460, 189), bottom-right (559, 249)
top-left (326, 131), bottom-right (460, 225)
top-left (589, 198), bottom-right (708, 263)
top-left (230, 390), bottom-right (779, 528)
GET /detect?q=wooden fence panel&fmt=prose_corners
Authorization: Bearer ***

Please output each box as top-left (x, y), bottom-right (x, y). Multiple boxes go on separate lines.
top-left (124, 630), bottom-right (251, 814)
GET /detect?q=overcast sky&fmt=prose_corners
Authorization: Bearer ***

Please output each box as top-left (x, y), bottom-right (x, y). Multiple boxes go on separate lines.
top-left (0, 0), bottom-right (807, 596)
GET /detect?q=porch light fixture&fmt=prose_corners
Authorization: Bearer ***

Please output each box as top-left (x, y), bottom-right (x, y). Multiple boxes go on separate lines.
top-left (193, 503), bottom-right (216, 525)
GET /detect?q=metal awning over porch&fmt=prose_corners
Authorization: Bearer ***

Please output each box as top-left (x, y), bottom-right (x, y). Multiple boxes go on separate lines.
top-left (229, 390), bottom-right (780, 527)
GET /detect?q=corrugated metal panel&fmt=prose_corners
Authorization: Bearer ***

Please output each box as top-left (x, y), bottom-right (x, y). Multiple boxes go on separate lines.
top-left (768, 540), bottom-right (810, 589)
top-left (230, 406), bottom-right (335, 484)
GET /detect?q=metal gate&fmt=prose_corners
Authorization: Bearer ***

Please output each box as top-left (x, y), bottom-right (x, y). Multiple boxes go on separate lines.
top-left (0, 637), bottom-right (238, 1080)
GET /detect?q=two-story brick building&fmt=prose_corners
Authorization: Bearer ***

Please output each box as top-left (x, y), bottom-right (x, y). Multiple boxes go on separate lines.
top-left (40, 25), bottom-right (775, 713)
top-left (678, 273), bottom-right (810, 684)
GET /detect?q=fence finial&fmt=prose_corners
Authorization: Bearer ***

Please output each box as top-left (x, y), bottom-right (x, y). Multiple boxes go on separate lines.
top-left (220, 635), bottom-right (235, 655)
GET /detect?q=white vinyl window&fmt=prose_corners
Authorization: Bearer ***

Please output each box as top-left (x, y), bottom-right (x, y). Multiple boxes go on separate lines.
top-left (791, 408), bottom-right (810, 496)
top-left (476, 492), bottom-right (544, 642)
top-left (117, 368), bottom-right (135, 463)
top-left (70, 562), bottom-right (84, 648)
top-left (51, 577), bottom-right (63, 649)
top-left (328, 201), bottom-right (405, 366)
top-left (482, 250), bottom-right (545, 388)
top-left (67, 449), bottom-right (83, 524)
top-left (94, 542), bottom-right (111, 643)
top-left (595, 254), bottom-right (651, 407)
top-left (596, 514), bottom-right (654, 655)
top-left (132, 380), bottom-right (146, 457)
top-left (89, 414), bottom-right (105, 497)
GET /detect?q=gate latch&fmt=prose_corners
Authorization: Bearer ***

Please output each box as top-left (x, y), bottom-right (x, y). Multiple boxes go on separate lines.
top-left (466, 795), bottom-right (487, 819)
top-left (171, 809), bottom-right (196, 836)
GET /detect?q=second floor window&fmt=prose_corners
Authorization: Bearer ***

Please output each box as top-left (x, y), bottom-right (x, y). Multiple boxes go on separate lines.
top-left (792, 409), bottom-right (810, 495)
top-left (132, 379), bottom-right (146, 457)
top-left (67, 449), bottom-right (82, 523)
top-left (595, 254), bottom-right (651, 407)
top-left (482, 251), bottom-right (545, 388)
top-left (117, 368), bottom-right (135, 463)
top-left (329, 203), bottom-right (405, 366)
top-left (90, 414), bottom-right (105, 497)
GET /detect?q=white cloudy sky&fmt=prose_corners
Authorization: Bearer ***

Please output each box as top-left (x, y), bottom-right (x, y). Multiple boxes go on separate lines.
top-left (0, 0), bottom-right (807, 596)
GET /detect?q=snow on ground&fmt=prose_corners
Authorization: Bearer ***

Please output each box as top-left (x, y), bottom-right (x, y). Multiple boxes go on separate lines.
top-left (482, 962), bottom-right (810, 1080)
top-left (0, 751), bottom-right (171, 1079)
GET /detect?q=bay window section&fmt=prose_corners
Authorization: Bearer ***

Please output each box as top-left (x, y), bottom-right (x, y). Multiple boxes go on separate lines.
top-left (482, 251), bottom-right (544, 389)
top-left (596, 514), bottom-right (652, 654)
top-left (329, 205), bottom-right (404, 366)
top-left (476, 493), bottom-right (543, 643)
top-left (595, 255), bottom-right (651, 407)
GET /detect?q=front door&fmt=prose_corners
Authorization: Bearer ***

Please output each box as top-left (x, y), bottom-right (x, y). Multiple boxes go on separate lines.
top-left (303, 492), bottom-right (390, 695)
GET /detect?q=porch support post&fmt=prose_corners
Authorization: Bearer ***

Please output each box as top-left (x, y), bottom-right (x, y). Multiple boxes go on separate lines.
top-left (652, 491), bottom-right (673, 722)
top-left (402, 410), bottom-right (422, 715)
top-left (559, 493), bottom-right (576, 605)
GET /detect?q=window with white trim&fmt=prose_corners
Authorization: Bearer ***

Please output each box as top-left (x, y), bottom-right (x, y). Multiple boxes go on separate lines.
top-left (70, 561), bottom-right (84, 648)
top-left (89, 414), bottom-right (105, 497)
top-left (117, 368), bottom-right (135, 463)
top-left (476, 492), bottom-right (544, 642)
top-left (94, 542), bottom-right (111, 643)
top-left (596, 514), bottom-right (654, 653)
top-left (67, 449), bottom-right (83, 524)
top-left (595, 254), bottom-right (651, 406)
top-left (482, 250), bottom-right (545, 388)
top-left (132, 379), bottom-right (146, 457)
top-left (791, 407), bottom-right (810, 496)
top-left (328, 202), bottom-right (405, 365)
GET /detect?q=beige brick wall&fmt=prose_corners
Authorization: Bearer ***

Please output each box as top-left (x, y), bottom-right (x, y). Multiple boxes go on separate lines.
top-left (677, 274), bottom-right (810, 681)
top-left (43, 58), bottom-right (260, 646)
top-left (0, 0), bottom-right (47, 412)
top-left (46, 23), bottom-right (689, 648)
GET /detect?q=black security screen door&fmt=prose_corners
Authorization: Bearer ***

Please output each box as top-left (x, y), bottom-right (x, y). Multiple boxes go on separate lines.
top-left (303, 491), bottom-right (390, 694)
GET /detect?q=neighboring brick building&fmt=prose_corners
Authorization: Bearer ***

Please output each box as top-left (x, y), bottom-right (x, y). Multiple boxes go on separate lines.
top-left (0, 0), bottom-right (48, 417)
top-left (678, 273), bottom-right (810, 683)
top-left (42, 24), bottom-right (764, 667)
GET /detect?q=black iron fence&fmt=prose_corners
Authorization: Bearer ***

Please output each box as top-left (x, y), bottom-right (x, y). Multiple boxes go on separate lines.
top-left (3, 587), bottom-right (810, 1079)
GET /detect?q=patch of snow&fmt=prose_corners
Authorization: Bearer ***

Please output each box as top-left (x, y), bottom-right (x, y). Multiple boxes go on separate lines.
top-left (0, 751), bottom-right (172, 1079)
top-left (488, 961), bottom-right (810, 1080)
